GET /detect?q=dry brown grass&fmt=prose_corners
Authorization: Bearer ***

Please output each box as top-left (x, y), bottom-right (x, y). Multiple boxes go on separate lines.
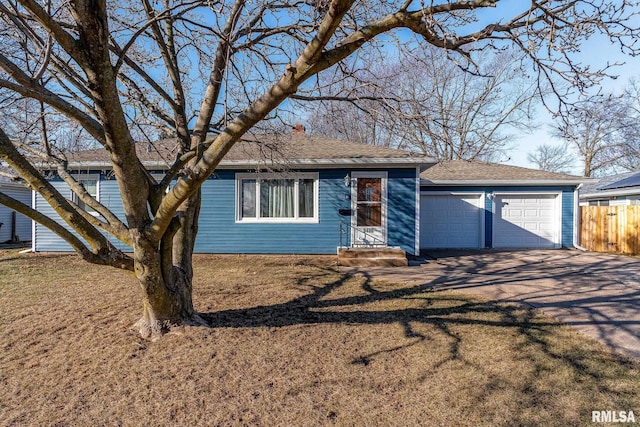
top-left (0, 249), bottom-right (639, 427)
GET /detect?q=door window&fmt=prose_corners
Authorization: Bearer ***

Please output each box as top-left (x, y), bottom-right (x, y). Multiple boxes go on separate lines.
top-left (356, 178), bottom-right (382, 227)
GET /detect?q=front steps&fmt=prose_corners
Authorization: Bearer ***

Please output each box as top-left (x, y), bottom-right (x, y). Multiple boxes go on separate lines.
top-left (337, 247), bottom-right (408, 267)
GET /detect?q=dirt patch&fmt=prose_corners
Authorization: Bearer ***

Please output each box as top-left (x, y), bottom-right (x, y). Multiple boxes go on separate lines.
top-left (1, 250), bottom-right (639, 426)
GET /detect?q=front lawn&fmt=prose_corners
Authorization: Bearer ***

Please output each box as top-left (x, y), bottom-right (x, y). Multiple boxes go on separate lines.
top-left (0, 250), bottom-right (638, 426)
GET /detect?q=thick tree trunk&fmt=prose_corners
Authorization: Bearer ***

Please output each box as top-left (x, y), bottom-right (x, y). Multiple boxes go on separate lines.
top-left (132, 234), bottom-right (203, 339)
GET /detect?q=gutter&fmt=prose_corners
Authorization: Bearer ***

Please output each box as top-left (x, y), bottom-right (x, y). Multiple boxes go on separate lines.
top-left (580, 187), bottom-right (640, 200)
top-left (421, 178), bottom-right (592, 186)
top-left (57, 157), bottom-right (436, 171)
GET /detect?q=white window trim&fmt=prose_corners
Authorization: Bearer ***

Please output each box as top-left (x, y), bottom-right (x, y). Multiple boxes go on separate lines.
top-left (71, 174), bottom-right (100, 217)
top-left (235, 172), bottom-right (319, 223)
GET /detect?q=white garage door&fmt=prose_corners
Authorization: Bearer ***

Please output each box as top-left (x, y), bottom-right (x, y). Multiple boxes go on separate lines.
top-left (493, 194), bottom-right (559, 248)
top-left (420, 194), bottom-right (483, 249)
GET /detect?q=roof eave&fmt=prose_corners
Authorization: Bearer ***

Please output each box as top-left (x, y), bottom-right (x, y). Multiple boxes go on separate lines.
top-left (65, 157), bottom-right (437, 170)
top-left (217, 157), bottom-right (436, 169)
top-left (421, 179), bottom-right (589, 186)
top-left (580, 187), bottom-right (640, 199)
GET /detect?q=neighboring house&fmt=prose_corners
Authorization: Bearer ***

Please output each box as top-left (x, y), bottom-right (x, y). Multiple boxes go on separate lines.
top-left (420, 160), bottom-right (587, 250)
top-left (579, 171), bottom-right (640, 206)
top-left (33, 132), bottom-right (434, 255)
top-left (0, 176), bottom-right (32, 243)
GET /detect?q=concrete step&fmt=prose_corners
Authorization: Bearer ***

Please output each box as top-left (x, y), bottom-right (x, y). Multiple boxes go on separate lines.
top-left (337, 247), bottom-right (408, 267)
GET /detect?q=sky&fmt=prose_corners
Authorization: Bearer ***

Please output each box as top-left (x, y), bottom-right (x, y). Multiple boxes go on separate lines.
top-left (502, 26), bottom-right (640, 175)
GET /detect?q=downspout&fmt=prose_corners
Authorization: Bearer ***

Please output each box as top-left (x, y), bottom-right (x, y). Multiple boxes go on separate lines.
top-left (573, 183), bottom-right (588, 251)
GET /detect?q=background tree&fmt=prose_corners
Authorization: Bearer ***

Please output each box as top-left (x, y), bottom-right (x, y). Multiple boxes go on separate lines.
top-left (0, 0), bottom-right (638, 338)
top-left (618, 78), bottom-right (640, 171)
top-left (552, 88), bottom-right (640, 177)
top-left (527, 143), bottom-right (576, 174)
top-left (304, 47), bottom-right (540, 161)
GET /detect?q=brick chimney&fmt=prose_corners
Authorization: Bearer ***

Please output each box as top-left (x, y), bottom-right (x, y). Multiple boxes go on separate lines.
top-left (292, 123), bottom-right (305, 134)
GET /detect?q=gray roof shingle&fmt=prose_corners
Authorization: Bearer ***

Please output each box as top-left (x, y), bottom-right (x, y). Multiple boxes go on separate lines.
top-left (580, 171), bottom-right (640, 199)
top-left (421, 160), bottom-right (587, 184)
top-left (65, 134), bottom-right (434, 169)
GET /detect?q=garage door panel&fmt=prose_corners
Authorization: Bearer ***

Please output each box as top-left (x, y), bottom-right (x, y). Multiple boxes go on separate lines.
top-left (420, 194), bottom-right (483, 249)
top-left (493, 194), bottom-right (559, 248)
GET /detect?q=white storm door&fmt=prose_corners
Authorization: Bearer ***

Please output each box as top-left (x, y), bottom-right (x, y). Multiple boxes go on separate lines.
top-left (351, 172), bottom-right (387, 246)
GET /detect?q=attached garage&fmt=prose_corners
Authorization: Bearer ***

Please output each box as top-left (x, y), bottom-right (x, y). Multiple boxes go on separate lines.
top-left (420, 193), bottom-right (483, 249)
top-left (492, 193), bottom-right (560, 249)
top-left (419, 160), bottom-right (588, 251)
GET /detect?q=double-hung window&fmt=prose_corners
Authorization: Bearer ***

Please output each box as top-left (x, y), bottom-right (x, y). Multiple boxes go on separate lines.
top-left (237, 173), bottom-right (318, 222)
top-left (72, 175), bottom-right (99, 215)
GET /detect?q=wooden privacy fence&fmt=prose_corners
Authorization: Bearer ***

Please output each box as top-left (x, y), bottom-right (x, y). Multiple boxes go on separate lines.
top-left (580, 206), bottom-right (640, 255)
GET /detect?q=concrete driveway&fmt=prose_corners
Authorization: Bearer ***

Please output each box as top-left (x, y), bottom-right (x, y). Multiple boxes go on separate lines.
top-left (354, 249), bottom-right (640, 360)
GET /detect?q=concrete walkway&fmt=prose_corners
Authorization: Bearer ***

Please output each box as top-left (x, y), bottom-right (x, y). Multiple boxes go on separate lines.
top-left (353, 249), bottom-right (640, 360)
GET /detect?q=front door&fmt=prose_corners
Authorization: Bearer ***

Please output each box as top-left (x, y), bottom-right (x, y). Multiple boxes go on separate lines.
top-left (351, 171), bottom-right (387, 246)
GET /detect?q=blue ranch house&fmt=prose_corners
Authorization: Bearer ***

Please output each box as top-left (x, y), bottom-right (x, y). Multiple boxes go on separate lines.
top-left (33, 131), bottom-right (435, 257)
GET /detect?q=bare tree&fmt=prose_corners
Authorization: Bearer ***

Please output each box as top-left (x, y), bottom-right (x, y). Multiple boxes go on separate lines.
top-left (618, 78), bottom-right (640, 171)
top-left (527, 143), bottom-right (576, 173)
top-left (305, 47), bottom-right (541, 161)
top-left (552, 92), bottom-right (639, 176)
top-left (0, 0), bottom-right (638, 338)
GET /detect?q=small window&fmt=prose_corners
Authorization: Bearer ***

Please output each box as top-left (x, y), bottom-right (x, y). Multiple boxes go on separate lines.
top-left (72, 176), bottom-right (99, 215)
top-left (237, 173), bottom-right (318, 222)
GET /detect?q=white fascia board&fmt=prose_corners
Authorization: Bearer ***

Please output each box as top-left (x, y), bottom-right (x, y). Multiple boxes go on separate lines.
top-left (420, 179), bottom-right (588, 186)
top-left (66, 157), bottom-right (436, 170)
top-left (217, 157), bottom-right (434, 169)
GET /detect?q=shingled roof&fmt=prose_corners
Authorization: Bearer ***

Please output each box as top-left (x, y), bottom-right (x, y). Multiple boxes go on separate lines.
top-left (421, 160), bottom-right (588, 185)
top-left (580, 171), bottom-right (640, 199)
top-left (65, 134), bottom-right (434, 169)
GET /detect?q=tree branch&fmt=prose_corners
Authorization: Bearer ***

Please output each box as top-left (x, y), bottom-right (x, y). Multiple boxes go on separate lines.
top-left (0, 190), bottom-right (133, 270)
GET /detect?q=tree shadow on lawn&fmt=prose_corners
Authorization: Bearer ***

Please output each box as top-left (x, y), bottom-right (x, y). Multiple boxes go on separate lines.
top-left (414, 250), bottom-right (640, 360)
top-left (196, 262), bottom-right (640, 425)
top-left (200, 264), bottom-right (637, 384)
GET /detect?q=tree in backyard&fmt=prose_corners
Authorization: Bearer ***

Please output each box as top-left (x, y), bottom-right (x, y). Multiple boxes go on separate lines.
top-left (0, 0), bottom-right (638, 338)
top-left (618, 78), bottom-right (640, 171)
top-left (304, 46), bottom-right (540, 161)
top-left (527, 143), bottom-right (576, 174)
top-left (552, 90), bottom-right (640, 177)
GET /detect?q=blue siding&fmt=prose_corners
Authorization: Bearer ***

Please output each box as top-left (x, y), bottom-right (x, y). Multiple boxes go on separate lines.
top-left (34, 175), bottom-right (131, 252)
top-left (484, 192), bottom-right (493, 248)
top-left (99, 180), bottom-right (131, 252)
top-left (0, 184), bottom-right (32, 242)
top-left (421, 185), bottom-right (577, 248)
top-left (35, 168), bottom-right (419, 255)
top-left (561, 190), bottom-right (574, 247)
top-left (195, 169), bottom-right (417, 255)
top-left (387, 169), bottom-right (418, 254)
top-left (34, 180), bottom-right (77, 251)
